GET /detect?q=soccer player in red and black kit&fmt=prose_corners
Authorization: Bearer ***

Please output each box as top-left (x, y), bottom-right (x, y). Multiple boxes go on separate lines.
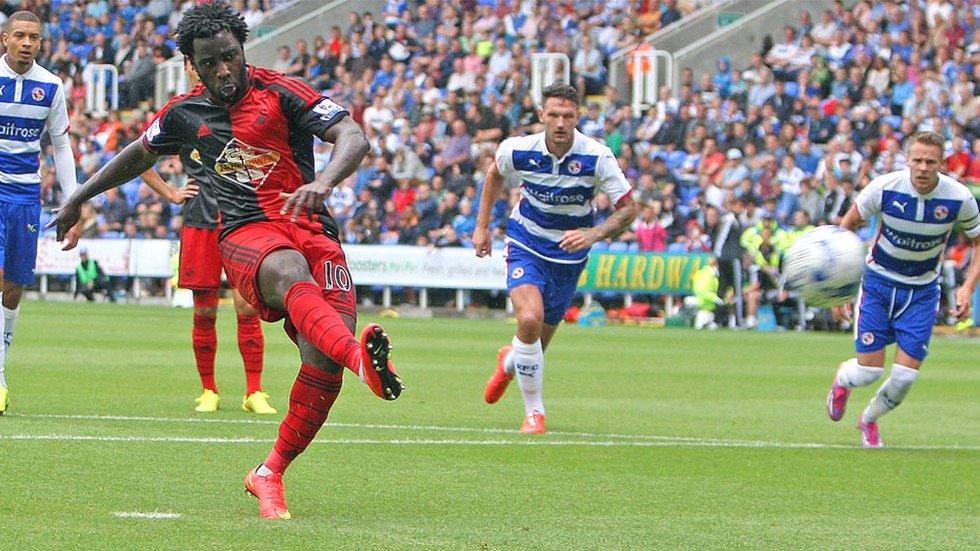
top-left (141, 58), bottom-right (274, 415)
top-left (50, 2), bottom-right (402, 519)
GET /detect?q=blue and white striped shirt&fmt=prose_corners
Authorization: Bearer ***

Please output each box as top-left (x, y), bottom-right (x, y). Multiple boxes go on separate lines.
top-left (496, 130), bottom-right (632, 264)
top-left (0, 55), bottom-right (70, 205)
top-left (856, 169), bottom-right (980, 286)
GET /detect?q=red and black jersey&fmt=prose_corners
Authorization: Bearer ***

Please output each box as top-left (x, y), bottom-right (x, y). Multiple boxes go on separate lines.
top-left (142, 65), bottom-right (349, 240)
top-left (179, 146), bottom-right (219, 229)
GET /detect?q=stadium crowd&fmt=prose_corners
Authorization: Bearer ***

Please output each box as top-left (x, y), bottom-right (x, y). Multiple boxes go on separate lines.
top-left (19, 0), bottom-right (980, 324)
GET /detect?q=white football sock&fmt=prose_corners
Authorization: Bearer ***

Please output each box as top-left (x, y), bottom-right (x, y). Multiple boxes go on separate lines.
top-left (503, 348), bottom-right (515, 376)
top-left (3, 303), bottom-right (19, 349)
top-left (0, 293), bottom-right (5, 387)
top-left (862, 364), bottom-right (919, 423)
top-left (512, 336), bottom-right (544, 416)
top-left (835, 358), bottom-right (883, 388)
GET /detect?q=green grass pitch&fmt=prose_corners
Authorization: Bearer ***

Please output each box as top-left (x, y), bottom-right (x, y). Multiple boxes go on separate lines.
top-left (1, 301), bottom-right (978, 549)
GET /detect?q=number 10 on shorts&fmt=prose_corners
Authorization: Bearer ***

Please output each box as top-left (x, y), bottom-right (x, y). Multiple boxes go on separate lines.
top-left (323, 260), bottom-right (352, 291)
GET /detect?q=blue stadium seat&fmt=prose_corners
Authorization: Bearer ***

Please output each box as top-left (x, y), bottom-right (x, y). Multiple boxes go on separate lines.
top-left (591, 241), bottom-right (609, 252)
top-left (627, 242), bottom-right (640, 252)
top-left (607, 241), bottom-right (629, 253)
top-left (784, 81), bottom-right (800, 97)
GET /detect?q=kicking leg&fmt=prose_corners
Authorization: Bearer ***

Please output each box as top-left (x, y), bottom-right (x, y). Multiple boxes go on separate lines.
top-left (258, 249), bottom-right (401, 400)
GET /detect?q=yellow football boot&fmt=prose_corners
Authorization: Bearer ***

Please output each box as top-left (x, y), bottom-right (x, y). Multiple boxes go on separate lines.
top-left (242, 391), bottom-right (277, 414)
top-left (194, 389), bottom-right (220, 412)
top-left (0, 386), bottom-right (8, 415)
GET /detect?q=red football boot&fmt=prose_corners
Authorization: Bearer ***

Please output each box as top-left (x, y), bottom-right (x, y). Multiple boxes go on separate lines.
top-left (244, 466), bottom-right (291, 519)
top-left (484, 345), bottom-right (514, 404)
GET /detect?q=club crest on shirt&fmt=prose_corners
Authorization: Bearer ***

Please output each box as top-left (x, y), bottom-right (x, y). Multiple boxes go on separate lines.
top-left (861, 331), bottom-right (875, 345)
top-left (214, 138), bottom-right (281, 188)
top-left (511, 267), bottom-right (524, 279)
top-left (31, 87), bottom-right (45, 102)
top-left (933, 205), bottom-right (948, 221)
top-left (567, 159), bottom-right (582, 174)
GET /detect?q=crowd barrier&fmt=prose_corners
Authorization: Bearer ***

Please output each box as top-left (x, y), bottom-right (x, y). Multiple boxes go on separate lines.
top-left (35, 238), bottom-right (709, 310)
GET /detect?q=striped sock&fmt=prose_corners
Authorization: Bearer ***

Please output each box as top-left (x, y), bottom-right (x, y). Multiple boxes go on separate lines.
top-left (283, 281), bottom-right (361, 373)
top-left (237, 314), bottom-right (265, 395)
top-left (264, 364), bottom-right (343, 473)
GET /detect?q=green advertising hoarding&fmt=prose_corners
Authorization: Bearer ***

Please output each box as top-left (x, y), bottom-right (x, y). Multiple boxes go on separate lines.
top-left (577, 252), bottom-right (713, 294)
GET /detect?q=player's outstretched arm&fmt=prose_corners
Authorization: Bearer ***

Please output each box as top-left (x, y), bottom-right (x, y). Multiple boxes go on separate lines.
top-left (140, 169), bottom-right (199, 204)
top-left (560, 197), bottom-right (637, 253)
top-left (951, 235), bottom-right (980, 320)
top-left (473, 159), bottom-right (504, 258)
top-left (281, 117), bottom-right (369, 222)
top-left (48, 140), bottom-right (160, 246)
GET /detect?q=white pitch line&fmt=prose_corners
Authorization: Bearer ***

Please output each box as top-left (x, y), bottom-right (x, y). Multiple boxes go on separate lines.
top-left (114, 511), bottom-right (181, 520)
top-left (2, 433), bottom-right (979, 451)
top-left (9, 413), bottom-right (726, 443)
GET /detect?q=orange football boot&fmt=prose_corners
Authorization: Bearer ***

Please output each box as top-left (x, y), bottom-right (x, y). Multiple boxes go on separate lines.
top-left (244, 466), bottom-right (291, 519)
top-left (484, 345), bottom-right (514, 404)
top-left (520, 412), bottom-right (546, 434)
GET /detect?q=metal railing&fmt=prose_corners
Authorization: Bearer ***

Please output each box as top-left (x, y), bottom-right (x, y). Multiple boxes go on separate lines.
top-left (530, 53), bottom-right (570, 106)
top-left (82, 64), bottom-right (118, 116)
top-left (630, 49), bottom-right (672, 116)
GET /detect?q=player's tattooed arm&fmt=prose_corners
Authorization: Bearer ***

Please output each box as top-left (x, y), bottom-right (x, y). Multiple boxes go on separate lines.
top-left (48, 140), bottom-right (160, 245)
top-left (280, 117), bottom-right (369, 222)
top-left (560, 196), bottom-right (637, 253)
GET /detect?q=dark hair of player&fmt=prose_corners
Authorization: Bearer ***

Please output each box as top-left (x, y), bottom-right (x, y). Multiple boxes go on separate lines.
top-left (907, 131), bottom-right (944, 155)
top-left (541, 83), bottom-right (580, 106)
top-left (175, 1), bottom-right (249, 59)
top-left (5, 11), bottom-right (42, 29)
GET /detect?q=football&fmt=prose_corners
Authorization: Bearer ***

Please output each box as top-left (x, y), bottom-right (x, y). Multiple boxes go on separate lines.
top-left (783, 225), bottom-right (866, 307)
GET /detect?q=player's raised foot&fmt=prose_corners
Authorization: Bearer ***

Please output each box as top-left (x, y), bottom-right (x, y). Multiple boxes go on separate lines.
top-left (858, 419), bottom-right (883, 448)
top-left (242, 391), bottom-right (278, 415)
top-left (826, 365), bottom-right (851, 422)
top-left (244, 466), bottom-right (291, 519)
top-left (0, 386), bottom-right (8, 416)
top-left (358, 323), bottom-right (403, 401)
top-left (520, 411), bottom-right (546, 434)
top-left (194, 389), bottom-right (220, 413)
top-left (484, 345), bottom-right (514, 404)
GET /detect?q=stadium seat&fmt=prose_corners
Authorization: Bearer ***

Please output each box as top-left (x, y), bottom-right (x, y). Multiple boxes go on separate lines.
top-left (591, 241), bottom-right (609, 252)
top-left (607, 241), bottom-right (629, 253)
top-left (784, 81), bottom-right (800, 97)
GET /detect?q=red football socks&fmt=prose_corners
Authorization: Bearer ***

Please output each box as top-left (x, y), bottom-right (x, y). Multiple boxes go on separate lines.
top-left (282, 281), bottom-right (361, 373)
top-left (192, 292), bottom-right (219, 392)
top-left (264, 363), bottom-right (343, 473)
top-left (237, 314), bottom-right (265, 395)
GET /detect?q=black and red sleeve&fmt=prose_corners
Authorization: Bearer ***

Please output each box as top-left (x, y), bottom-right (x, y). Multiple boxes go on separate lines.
top-left (141, 100), bottom-right (187, 155)
top-left (274, 75), bottom-right (350, 138)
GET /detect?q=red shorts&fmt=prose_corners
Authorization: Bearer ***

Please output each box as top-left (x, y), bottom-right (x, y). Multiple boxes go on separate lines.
top-left (218, 221), bottom-right (357, 323)
top-left (178, 226), bottom-right (223, 291)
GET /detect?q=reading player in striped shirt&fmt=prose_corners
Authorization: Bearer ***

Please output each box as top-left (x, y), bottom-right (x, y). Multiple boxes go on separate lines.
top-left (50, 2), bottom-right (402, 519)
top-left (827, 131), bottom-right (980, 447)
top-left (473, 84), bottom-right (636, 434)
top-left (0, 12), bottom-right (80, 415)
